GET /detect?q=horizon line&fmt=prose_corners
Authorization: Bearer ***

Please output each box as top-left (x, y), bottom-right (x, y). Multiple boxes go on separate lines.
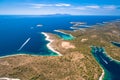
top-left (0, 14), bottom-right (120, 16)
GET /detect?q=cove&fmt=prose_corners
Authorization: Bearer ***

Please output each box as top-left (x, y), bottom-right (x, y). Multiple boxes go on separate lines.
top-left (91, 46), bottom-right (120, 80)
top-left (111, 41), bottom-right (120, 47)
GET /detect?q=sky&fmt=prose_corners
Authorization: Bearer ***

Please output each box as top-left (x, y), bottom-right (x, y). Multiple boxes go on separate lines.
top-left (0, 0), bottom-right (120, 15)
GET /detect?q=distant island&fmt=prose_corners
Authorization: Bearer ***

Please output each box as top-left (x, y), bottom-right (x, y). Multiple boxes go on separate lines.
top-left (0, 21), bottom-right (120, 80)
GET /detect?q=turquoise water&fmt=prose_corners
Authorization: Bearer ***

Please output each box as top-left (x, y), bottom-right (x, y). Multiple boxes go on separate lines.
top-left (91, 46), bottom-right (120, 80)
top-left (58, 34), bottom-right (74, 40)
top-left (62, 34), bottom-right (74, 40)
top-left (55, 32), bottom-right (74, 40)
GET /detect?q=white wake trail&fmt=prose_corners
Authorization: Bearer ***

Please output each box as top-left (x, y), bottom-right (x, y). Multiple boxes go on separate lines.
top-left (17, 38), bottom-right (31, 51)
top-left (100, 56), bottom-right (108, 64)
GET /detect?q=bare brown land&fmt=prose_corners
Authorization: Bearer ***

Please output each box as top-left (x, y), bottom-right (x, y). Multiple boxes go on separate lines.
top-left (0, 21), bottom-right (120, 80)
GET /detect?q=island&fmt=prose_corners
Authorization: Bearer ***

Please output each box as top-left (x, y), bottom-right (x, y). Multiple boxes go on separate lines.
top-left (36, 24), bottom-right (43, 27)
top-left (70, 21), bottom-right (90, 30)
top-left (0, 21), bottom-right (120, 80)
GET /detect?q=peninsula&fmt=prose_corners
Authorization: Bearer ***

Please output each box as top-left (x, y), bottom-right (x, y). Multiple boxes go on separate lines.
top-left (0, 21), bottom-right (120, 80)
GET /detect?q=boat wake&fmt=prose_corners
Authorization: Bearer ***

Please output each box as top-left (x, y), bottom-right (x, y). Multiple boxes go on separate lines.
top-left (17, 38), bottom-right (31, 51)
top-left (100, 56), bottom-right (108, 64)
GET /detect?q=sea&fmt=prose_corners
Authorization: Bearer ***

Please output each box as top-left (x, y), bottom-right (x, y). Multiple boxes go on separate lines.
top-left (0, 15), bottom-right (120, 56)
top-left (0, 15), bottom-right (120, 80)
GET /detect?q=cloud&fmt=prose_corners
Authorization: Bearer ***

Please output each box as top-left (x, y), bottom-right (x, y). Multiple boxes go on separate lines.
top-left (30, 3), bottom-right (119, 11)
top-left (73, 7), bottom-right (86, 10)
top-left (31, 4), bottom-right (53, 8)
top-left (73, 5), bottom-right (100, 10)
top-left (86, 5), bottom-right (100, 9)
top-left (30, 3), bottom-right (71, 8)
top-left (55, 3), bottom-right (71, 7)
top-left (73, 5), bottom-right (119, 10)
top-left (103, 5), bottom-right (117, 10)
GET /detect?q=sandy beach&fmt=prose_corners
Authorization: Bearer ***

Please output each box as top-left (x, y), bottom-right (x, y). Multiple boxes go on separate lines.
top-left (99, 69), bottom-right (104, 80)
top-left (41, 32), bottom-right (62, 56)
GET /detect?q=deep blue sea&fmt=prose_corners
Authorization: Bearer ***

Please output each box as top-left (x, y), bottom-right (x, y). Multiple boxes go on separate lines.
top-left (0, 15), bottom-right (120, 56)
